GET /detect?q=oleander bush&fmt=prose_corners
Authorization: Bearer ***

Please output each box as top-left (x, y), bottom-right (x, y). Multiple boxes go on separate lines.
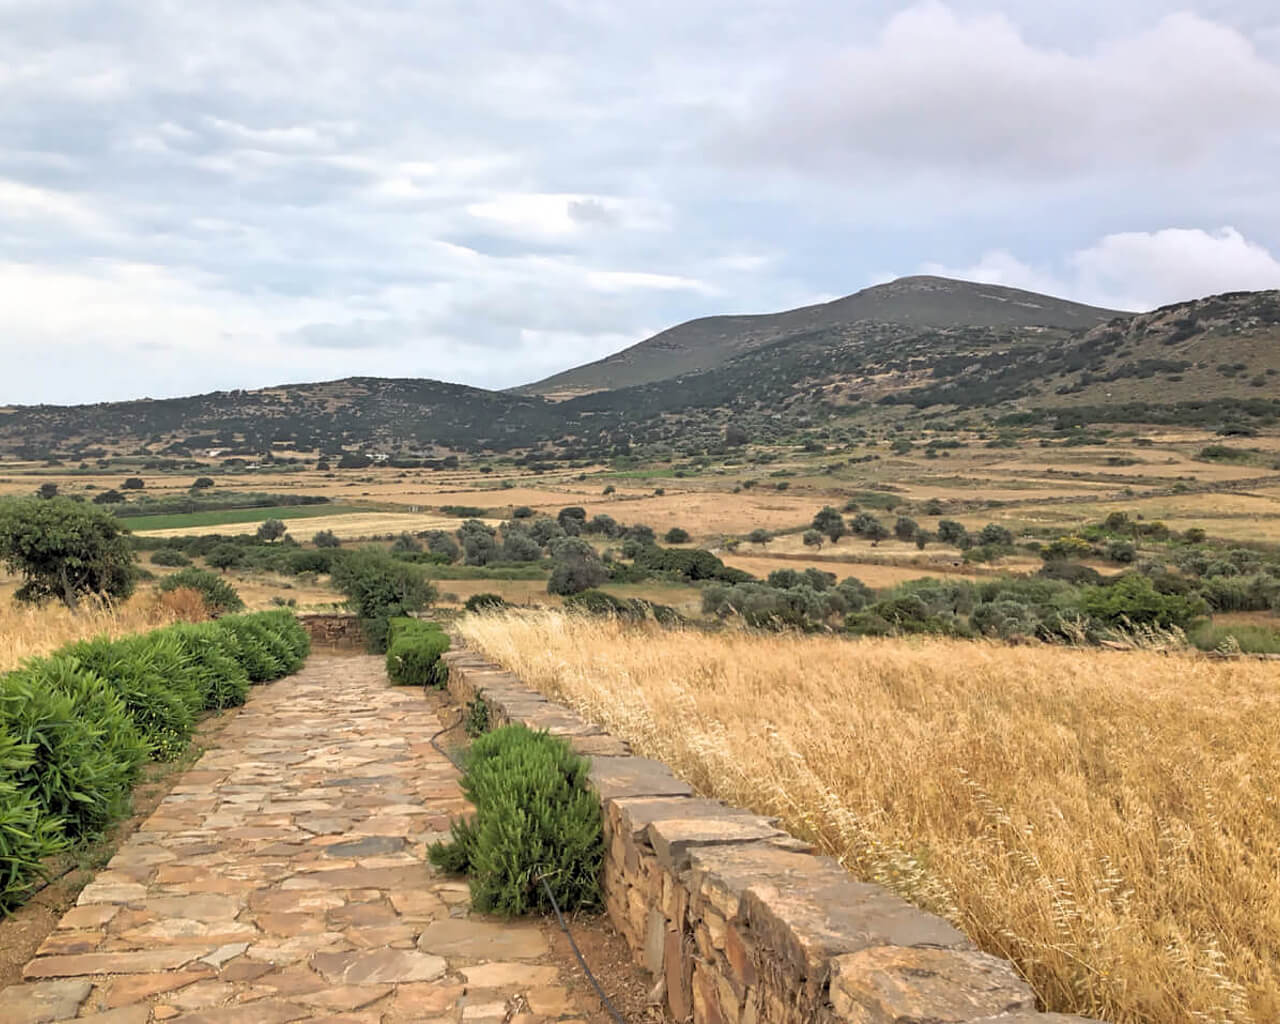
top-left (428, 724), bottom-right (602, 915)
top-left (386, 618), bottom-right (451, 687)
top-left (0, 610), bottom-right (306, 911)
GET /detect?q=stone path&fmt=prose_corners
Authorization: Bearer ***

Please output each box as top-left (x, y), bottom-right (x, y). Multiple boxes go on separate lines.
top-left (1, 657), bottom-right (591, 1024)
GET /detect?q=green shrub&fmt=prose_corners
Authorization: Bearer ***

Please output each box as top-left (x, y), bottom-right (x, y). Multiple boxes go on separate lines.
top-left (0, 660), bottom-right (146, 838)
top-left (150, 548), bottom-right (192, 567)
top-left (428, 725), bottom-right (602, 915)
top-left (157, 568), bottom-right (245, 615)
top-left (1076, 575), bottom-right (1207, 629)
top-left (331, 548), bottom-right (437, 652)
top-left (163, 623), bottom-right (251, 709)
top-left (1188, 621), bottom-right (1280, 654)
top-left (0, 729), bottom-right (68, 911)
top-left (66, 634), bottom-right (198, 759)
top-left (464, 593), bottom-right (508, 613)
top-left (386, 619), bottom-right (451, 687)
top-left (215, 617), bottom-right (287, 683)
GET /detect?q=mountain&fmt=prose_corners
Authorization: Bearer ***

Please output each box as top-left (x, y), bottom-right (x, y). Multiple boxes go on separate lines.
top-left (1, 282), bottom-right (1276, 463)
top-left (517, 276), bottom-right (1128, 398)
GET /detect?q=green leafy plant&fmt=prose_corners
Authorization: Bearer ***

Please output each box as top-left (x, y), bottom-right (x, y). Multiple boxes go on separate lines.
top-left (0, 729), bottom-right (68, 911)
top-left (465, 694), bottom-right (490, 737)
top-left (385, 618), bottom-right (451, 687)
top-left (331, 548), bottom-right (437, 652)
top-left (428, 725), bottom-right (602, 915)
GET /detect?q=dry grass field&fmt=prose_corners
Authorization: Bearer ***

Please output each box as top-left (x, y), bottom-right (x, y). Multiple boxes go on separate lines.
top-left (0, 596), bottom-right (185, 673)
top-left (462, 610), bottom-right (1280, 1024)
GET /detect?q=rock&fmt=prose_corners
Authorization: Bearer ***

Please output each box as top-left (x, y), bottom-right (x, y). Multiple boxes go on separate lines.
top-left (416, 918), bottom-right (549, 959)
top-left (311, 948), bottom-right (447, 985)
top-left (0, 980), bottom-right (91, 1024)
top-left (24, 947), bottom-right (216, 979)
top-left (828, 946), bottom-right (1037, 1022)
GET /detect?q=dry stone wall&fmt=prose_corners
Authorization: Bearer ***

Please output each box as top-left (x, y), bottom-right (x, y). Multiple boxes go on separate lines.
top-left (298, 613), bottom-right (366, 649)
top-left (442, 649), bottom-right (1103, 1024)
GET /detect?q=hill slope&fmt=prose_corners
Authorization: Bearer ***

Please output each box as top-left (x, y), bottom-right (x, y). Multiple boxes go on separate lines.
top-left (1, 286), bottom-right (1276, 462)
top-left (518, 275), bottom-right (1127, 397)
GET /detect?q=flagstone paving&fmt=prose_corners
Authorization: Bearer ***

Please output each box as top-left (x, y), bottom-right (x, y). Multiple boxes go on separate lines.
top-left (0, 656), bottom-right (591, 1024)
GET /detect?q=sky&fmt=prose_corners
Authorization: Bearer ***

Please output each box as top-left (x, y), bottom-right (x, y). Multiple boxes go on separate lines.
top-left (3, 0), bottom-right (1280, 405)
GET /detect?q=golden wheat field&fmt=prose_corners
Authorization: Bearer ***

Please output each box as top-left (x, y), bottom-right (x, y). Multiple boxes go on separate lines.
top-left (461, 610), bottom-right (1280, 1024)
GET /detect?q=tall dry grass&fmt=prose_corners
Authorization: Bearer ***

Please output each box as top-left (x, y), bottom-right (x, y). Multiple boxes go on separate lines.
top-left (0, 595), bottom-right (195, 673)
top-left (461, 610), bottom-right (1280, 1024)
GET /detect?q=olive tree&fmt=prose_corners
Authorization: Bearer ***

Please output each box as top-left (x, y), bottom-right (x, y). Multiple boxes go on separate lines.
top-left (0, 497), bottom-right (136, 611)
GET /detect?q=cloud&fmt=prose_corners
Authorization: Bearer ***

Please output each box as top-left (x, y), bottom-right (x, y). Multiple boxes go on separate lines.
top-left (0, 1), bottom-right (1277, 404)
top-left (726, 4), bottom-right (1280, 178)
top-left (915, 227), bottom-right (1280, 311)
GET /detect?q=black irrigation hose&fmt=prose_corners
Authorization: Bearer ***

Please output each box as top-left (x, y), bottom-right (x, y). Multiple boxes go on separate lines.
top-left (427, 695), bottom-right (627, 1024)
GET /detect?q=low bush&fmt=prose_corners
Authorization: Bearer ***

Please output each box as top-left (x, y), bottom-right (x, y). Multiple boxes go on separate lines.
top-left (464, 593), bottom-right (508, 613)
top-left (0, 730), bottom-right (68, 910)
top-left (385, 618), bottom-right (451, 687)
top-left (1188, 621), bottom-right (1280, 654)
top-left (157, 568), bottom-right (244, 616)
top-left (0, 610), bottom-right (305, 911)
top-left (428, 724), bottom-right (602, 915)
top-left (150, 548), bottom-right (192, 567)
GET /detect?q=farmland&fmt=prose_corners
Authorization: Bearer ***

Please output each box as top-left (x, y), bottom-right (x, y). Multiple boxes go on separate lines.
top-left (461, 609), bottom-right (1280, 1024)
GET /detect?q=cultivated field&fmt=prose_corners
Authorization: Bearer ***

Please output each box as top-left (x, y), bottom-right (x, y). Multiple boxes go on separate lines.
top-left (462, 610), bottom-right (1280, 1024)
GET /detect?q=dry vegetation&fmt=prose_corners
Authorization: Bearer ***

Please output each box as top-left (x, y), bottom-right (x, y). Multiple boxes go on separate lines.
top-left (462, 610), bottom-right (1280, 1024)
top-left (0, 595), bottom-right (191, 673)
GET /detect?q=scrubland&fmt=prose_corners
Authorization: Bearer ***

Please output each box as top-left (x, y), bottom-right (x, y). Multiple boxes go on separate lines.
top-left (462, 609), bottom-right (1280, 1024)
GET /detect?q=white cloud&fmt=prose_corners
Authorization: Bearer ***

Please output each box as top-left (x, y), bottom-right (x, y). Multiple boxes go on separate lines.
top-left (916, 226), bottom-right (1280, 311)
top-left (730, 4), bottom-right (1280, 177)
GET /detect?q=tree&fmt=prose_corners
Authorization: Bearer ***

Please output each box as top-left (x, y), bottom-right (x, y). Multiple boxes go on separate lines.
top-left (747, 528), bottom-right (772, 546)
top-left (92, 489), bottom-right (124, 505)
top-left (512, 506), bottom-right (535, 519)
top-left (724, 423), bottom-right (748, 447)
top-left (36, 483), bottom-right (59, 500)
top-left (257, 519), bottom-right (287, 543)
top-left (121, 477), bottom-right (145, 490)
top-left (424, 530), bottom-right (461, 562)
top-left (557, 507), bottom-right (587, 536)
top-left (894, 516), bottom-right (918, 542)
top-left (802, 529), bottom-right (823, 550)
top-left (937, 519), bottom-right (969, 546)
top-left (664, 527), bottom-right (691, 544)
top-left (313, 529), bottom-right (342, 548)
top-left (330, 548), bottom-right (437, 652)
top-left (547, 537), bottom-right (608, 596)
top-left (812, 506), bottom-right (846, 544)
top-left (458, 519), bottom-right (499, 566)
top-left (191, 477), bottom-right (215, 489)
top-left (502, 529), bottom-right (543, 563)
top-left (0, 497), bottom-right (136, 611)
top-left (206, 543), bottom-right (244, 573)
top-left (977, 523), bottom-right (1014, 547)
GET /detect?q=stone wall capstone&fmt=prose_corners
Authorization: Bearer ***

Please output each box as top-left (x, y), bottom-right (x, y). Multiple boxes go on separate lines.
top-left (442, 649), bottom-right (1104, 1024)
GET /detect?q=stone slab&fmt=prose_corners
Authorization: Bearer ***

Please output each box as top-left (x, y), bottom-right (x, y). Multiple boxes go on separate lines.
top-left (589, 757), bottom-right (695, 801)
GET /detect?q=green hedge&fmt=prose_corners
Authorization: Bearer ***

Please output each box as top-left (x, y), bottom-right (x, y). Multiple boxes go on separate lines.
top-left (0, 610), bottom-right (308, 911)
top-left (428, 724), bottom-right (602, 915)
top-left (385, 618), bottom-right (450, 687)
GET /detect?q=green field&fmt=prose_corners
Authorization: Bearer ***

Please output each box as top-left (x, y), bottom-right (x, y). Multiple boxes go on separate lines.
top-left (125, 504), bottom-right (365, 532)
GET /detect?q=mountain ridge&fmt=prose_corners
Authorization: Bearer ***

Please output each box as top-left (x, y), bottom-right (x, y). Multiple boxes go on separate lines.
top-left (515, 275), bottom-right (1129, 397)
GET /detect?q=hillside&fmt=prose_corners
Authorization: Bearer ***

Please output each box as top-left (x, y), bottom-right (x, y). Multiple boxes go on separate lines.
top-left (1, 285), bottom-right (1276, 463)
top-left (0, 377), bottom-right (563, 458)
top-left (518, 275), bottom-right (1127, 397)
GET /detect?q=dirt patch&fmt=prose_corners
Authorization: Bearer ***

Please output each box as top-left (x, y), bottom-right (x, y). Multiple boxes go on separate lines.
top-left (545, 909), bottom-right (671, 1024)
top-left (0, 709), bottom-right (239, 988)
